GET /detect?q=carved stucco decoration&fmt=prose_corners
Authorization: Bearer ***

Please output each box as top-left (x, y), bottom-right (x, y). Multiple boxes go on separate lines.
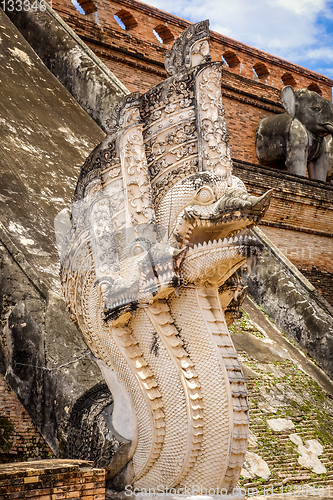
top-left (57, 21), bottom-right (272, 491)
top-left (165, 20), bottom-right (211, 76)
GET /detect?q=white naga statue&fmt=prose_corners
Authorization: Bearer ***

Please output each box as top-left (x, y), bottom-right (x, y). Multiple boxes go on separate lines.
top-left (58, 20), bottom-right (272, 492)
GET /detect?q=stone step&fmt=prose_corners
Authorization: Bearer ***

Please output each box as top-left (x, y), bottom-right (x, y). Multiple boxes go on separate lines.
top-left (264, 461), bottom-right (300, 465)
top-left (242, 480), bottom-right (333, 490)
top-left (293, 431), bottom-right (318, 435)
top-left (278, 473), bottom-right (320, 479)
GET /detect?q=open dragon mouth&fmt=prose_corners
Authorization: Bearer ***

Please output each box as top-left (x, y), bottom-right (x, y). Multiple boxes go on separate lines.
top-left (186, 233), bottom-right (262, 254)
top-left (181, 211), bottom-right (260, 248)
top-left (168, 188), bottom-right (273, 284)
top-left (173, 189), bottom-right (273, 251)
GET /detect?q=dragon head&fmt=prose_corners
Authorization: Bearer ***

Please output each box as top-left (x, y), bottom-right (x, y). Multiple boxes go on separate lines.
top-left (156, 171), bottom-right (272, 286)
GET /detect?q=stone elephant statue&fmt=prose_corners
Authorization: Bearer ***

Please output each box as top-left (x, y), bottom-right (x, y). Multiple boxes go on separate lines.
top-left (256, 85), bottom-right (333, 181)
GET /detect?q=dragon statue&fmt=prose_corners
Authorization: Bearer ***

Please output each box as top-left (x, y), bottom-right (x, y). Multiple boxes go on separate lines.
top-left (58, 20), bottom-right (272, 492)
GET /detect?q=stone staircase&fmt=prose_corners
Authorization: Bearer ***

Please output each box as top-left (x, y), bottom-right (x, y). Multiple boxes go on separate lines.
top-left (231, 301), bottom-right (333, 496)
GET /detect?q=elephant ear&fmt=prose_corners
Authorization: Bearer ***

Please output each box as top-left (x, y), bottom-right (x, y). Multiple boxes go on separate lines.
top-left (281, 86), bottom-right (296, 118)
top-left (281, 85), bottom-right (296, 118)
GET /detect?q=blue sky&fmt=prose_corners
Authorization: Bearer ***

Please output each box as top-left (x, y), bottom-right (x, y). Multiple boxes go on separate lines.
top-left (145, 0), bottom-right (333, 79)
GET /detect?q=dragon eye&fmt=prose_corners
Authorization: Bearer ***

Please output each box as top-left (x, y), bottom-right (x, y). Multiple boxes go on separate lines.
top-left (131, 243), bottom-right (146, 256)
top-left (193, 187), bottom-right (215, 205)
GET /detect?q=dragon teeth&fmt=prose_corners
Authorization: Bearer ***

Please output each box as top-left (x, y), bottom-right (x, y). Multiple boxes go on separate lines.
top-left (213, 239), bottom-right (217, 245)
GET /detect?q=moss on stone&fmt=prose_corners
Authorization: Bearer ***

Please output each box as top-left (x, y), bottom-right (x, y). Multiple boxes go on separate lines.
top-left (0, 416), bottom-right (14, 453)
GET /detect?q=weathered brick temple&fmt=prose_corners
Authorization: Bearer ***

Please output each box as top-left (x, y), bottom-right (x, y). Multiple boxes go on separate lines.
top-left (1, 0), bottom-right (333, 497)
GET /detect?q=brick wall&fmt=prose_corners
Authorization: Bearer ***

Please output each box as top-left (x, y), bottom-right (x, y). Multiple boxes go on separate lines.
top-left (51, 0), bottom-right (333, 166)
top-left (51, 0), bottom-right (333, 99)
top-left (233, 161), bottom-right (333, 242)
top-left (298, 266), bottom-right (333, 306)
top-left (0, 460), bottom-right (105, 499)
top-left (233, 161), bottom-right (333, 305)
top-left (0, 374), bottom-right (52, 463)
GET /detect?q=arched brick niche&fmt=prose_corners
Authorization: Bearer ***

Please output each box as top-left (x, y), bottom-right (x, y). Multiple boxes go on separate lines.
top-left (114, 9), bottom-right (138, 29)
top-left (281, 72), bottom-right (297, 87)
top-left (223, 50), bottom-right (240, 68)
top-left (253, 62), bottom-right (269, 79)
top-left (74, 0), bottom-right (97, 14)
top-left (153, 24), bottom-right (174, 44)
top-left (308, 83), bottom-right (322, 95)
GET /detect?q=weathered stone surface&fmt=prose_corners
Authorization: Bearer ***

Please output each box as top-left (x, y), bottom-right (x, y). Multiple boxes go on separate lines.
top-left (66, 382), bottom-right (130, 477)
top-left (247, 429), bottom-right (258, 448)
top-left (267, 418), bottom-right (295, 432)
top-left (241, 451), bottom-right (271, 480)
top-left (290, 434), bottom-right (327, 474)
top-left (327, 135), bottom-right (333, 182)
top-left (0, 9), bottom-right (107, 456)
top-left (241, 296), bottom-right (333, 396)
top-left (0, 7), bottom-right (105, 291)
top-left (231, 297), bottom-right (333, 494)
top-left (1, 238), bottom-right (105, 455)
top-left (232, 330), bottom-right (285, 364)
top-left (232, 159), bottom-right (333, 307)
top-left (5, 4), bottom-right (128, 133)
top-left (243, 228), bottom-right (333, 381)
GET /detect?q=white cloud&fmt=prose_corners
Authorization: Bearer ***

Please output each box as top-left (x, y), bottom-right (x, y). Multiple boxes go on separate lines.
top-left (300, 47), bottom-right (333, 61)
top-left (275, 0), bottom-right (325, 17)
top-left (146, 0), bottom-right (333, 76)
